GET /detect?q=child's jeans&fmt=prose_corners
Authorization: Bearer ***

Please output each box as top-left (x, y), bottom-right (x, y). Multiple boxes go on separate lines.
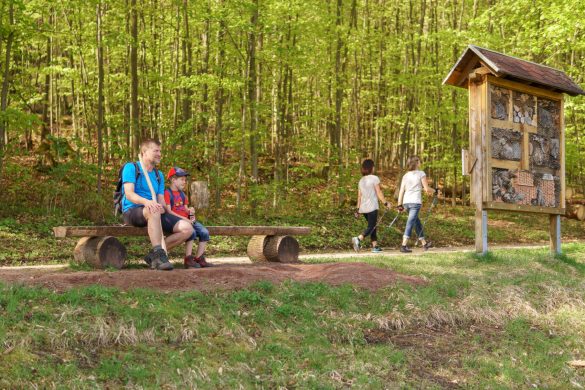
top-left (403, 203), bottom-right (424, 240)
top-left (188, 221), bottom-right (210, 242)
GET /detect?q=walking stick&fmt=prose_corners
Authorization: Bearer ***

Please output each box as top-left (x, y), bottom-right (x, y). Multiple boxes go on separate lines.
top-left (138, 154), bottom-right (167, 253)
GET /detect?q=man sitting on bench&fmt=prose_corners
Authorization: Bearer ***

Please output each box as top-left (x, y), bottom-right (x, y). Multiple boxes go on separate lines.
top-left (121, 139), bottom-right (193, 270)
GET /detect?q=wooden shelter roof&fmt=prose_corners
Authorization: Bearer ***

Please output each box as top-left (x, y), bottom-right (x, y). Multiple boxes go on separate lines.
top-left (443, 45), bottom-right (585, 96)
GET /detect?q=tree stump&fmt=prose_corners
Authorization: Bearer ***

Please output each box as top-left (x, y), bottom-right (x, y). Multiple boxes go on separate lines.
top-left (264, 235), bottom-right (300, 263)
top-left (73, 236), bottom-right (127, 269)
top-left (190, 181), bottom-right (209, 210)
top-left (247, 235), bottom-right (269, 262)
top-left (566, 204), bottom-right (585, 221)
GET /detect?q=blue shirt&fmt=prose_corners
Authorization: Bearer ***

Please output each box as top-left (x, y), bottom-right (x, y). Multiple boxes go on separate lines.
top-left (121, 162), bottom-right (165, 212)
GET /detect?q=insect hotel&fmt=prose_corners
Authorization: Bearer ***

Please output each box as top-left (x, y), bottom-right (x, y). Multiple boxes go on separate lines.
top-left (444, 45), bottom-right (585, 254)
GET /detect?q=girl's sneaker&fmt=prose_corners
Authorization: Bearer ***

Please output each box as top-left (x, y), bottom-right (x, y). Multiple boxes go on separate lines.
top-left (352, 237), bottom-right (361, 252)
top-left (372, 246), bottom-right (383, 253)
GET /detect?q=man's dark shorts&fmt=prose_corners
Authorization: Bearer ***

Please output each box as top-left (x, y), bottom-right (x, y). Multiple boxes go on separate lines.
top-left (123, 206), bottom-right (183, 234)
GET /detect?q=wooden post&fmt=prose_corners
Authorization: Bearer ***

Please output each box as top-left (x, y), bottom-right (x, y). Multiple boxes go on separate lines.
top-left (190, 181), bottom-right (210, 210)
top-left (549, 214), bottom-right (561, 255)
top-left (475, 209), bottom-right (488, 254)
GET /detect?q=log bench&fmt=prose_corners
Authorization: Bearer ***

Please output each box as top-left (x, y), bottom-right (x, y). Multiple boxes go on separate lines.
top-left (53, 226), bottom-right (311, 269)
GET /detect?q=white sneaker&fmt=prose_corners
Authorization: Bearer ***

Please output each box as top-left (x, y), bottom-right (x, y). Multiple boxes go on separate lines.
top-left (352, 237), bottom-right (361, 252)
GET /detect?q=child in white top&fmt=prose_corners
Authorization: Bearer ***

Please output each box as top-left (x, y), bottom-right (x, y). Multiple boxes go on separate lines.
top-left (352, 159), bottom-right (390, 253)
top-left (397, 156), bottom-right (434, 252)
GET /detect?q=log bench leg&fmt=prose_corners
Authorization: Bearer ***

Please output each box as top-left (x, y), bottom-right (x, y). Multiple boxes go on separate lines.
top-left (247, 235), bottom-right (300, 263)
top-left (247, 235), bottom-right (269, 262)
top-left (73, 236), bottom-right (127, 269)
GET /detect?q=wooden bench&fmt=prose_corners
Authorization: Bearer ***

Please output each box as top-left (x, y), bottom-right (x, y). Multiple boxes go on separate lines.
top-left (53, 226), bottom-right (311, 269)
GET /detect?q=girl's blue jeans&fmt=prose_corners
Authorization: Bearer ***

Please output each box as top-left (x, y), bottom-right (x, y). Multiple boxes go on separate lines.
top-left (403, 203), bottom-right (424, 240)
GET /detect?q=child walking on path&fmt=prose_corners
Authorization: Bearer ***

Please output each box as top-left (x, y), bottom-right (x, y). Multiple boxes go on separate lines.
top-left (352, 159), bottom-right (390, 253)
top-left (397, 156), bottom-right (434, 253)
top-left (164, 167), bottom-right (213, 268)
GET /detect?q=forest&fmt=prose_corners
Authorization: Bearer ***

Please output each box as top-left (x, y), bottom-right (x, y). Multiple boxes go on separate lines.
top-left (0, 0), bottom-right (584, 219)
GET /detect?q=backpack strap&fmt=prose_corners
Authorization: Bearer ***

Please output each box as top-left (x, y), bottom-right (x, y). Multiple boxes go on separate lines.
top-left (165, 188), bottom-right (174, 209)
top-left (132, 162), bottom-right (141, 181)
top-left (179, 191), bottom-right (186, 207)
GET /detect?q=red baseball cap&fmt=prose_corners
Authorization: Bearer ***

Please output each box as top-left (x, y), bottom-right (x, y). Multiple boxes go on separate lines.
top-left (167, 166), bottom-right (190, 180)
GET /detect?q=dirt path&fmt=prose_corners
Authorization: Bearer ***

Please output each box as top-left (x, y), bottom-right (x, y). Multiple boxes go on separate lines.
top-left (0, 244), bottom-right (550, 293)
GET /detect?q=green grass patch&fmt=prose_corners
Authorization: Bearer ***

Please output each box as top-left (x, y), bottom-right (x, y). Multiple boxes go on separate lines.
top-left (1, 245), bottom-right (585, 387)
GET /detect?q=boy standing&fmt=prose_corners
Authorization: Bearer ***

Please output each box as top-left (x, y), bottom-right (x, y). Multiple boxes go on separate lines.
top-left (164, 167), bottom-right (212, 268)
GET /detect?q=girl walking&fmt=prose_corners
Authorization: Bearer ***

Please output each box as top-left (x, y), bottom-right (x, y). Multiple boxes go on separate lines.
top-left (397, 156), bottom-right (434, 253)
top-left (352, 159), bottom-right (390, 253)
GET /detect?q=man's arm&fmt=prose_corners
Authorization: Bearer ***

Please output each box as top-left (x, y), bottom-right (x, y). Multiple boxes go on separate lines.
top-left (124, 182), bottom-right (164, 213)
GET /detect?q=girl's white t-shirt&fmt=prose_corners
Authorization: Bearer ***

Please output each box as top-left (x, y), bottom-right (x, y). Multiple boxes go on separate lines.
top-left (401, 170), bottom-right (426, 204)
top-left (358, 175), bottom-right (380, 214)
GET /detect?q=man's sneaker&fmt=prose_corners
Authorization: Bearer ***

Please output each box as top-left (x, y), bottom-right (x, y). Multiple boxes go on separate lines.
top-left (423, 241), bottom-right (433, 251)
top-left (196, 255), bottom-right (213, 268)
top-left (150, 248), bottom-right (173, 271)
top-left (144, 251), bottom-right (154, 267)
top-left (400, 245), bottom-right (412, 253)
top-left (352, 237), bottom-right (361, 252)
top-left (184, 255), bottom-right (201, 269)
top-left (372, 246), bottom-right (383, 253)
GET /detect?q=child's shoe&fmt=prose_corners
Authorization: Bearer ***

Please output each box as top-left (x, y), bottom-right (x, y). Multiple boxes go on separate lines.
top-left (371, 246), bottom-right (383, 253)
top-left (352, 237), bottom-right (361, 252)
top-left (184, 255), bottom-right (202, 269)
top-left (196, 255), bottom-right (213, 268)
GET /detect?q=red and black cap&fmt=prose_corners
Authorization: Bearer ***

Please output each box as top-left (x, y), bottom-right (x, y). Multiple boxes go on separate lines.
top-left (167, 167), bottom-right (190, 180)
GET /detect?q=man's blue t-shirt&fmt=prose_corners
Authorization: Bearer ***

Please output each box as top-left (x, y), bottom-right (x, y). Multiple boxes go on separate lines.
top-left (121, 162), bottom-right (165, 212)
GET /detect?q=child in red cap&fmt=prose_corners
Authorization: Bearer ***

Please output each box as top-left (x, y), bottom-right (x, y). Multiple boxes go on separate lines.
top-left (164, 167), bottom-right (212, 268)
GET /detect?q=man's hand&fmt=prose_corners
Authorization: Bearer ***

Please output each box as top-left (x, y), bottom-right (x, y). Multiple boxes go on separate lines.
top-left (145, 200), bottom-right (164, 214)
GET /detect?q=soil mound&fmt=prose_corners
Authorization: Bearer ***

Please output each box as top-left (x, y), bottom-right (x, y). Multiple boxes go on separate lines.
top-left (0, 262), bottom-right (425, 292)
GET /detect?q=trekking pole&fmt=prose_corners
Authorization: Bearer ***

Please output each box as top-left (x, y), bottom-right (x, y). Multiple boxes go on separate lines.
top-left (138, 154), bottom-right (167, 253)
top-left (387, 209), bottom-right (402, 230)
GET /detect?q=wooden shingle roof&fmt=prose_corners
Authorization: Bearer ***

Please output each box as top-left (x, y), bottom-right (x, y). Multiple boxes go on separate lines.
top-left (443, 45), bottom-right (585, 96)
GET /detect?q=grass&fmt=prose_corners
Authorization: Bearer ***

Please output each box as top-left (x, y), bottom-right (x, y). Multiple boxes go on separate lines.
top-left (1, 245), bottom-right (585, 388)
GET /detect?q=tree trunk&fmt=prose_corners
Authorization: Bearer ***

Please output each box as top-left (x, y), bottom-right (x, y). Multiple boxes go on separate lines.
top-left (248, 0), bottom-right (259, 214)
top-left (0, 0), bottom-right (14, 174)
top-left (214, 8), bottom-right (226, 209)
top-left (96, 0), bottom-right (105, 193)
top-left (181, 0), bottom-right (192, 124)
top-left (130, 0), bottom-right (139, 150)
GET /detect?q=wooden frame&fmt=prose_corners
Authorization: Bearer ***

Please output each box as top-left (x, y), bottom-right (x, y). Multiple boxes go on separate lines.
top-left (484, 76), bottom-right (565, 214)
top-left (468, 72), bottom-right (565, 254)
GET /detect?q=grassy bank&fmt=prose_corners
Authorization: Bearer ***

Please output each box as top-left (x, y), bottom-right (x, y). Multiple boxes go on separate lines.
top-left (1, 244), bottom-right (585, 388)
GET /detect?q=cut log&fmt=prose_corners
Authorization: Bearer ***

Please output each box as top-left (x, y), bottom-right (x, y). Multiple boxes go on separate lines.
top-left (54, 225), bottom-right (311, 238)
top-left (566, 186), bottom-right (575, 200)
top-left (565, 204), bottom-right (585, 221)
top-left (73, 236), bottom-right (126, 269)
top-left (246, 235), bottom-right (269, 262)
top-left (190, 181), bottom-right (210, 210)
top-left (264, 235), bottom-right (300, 263)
